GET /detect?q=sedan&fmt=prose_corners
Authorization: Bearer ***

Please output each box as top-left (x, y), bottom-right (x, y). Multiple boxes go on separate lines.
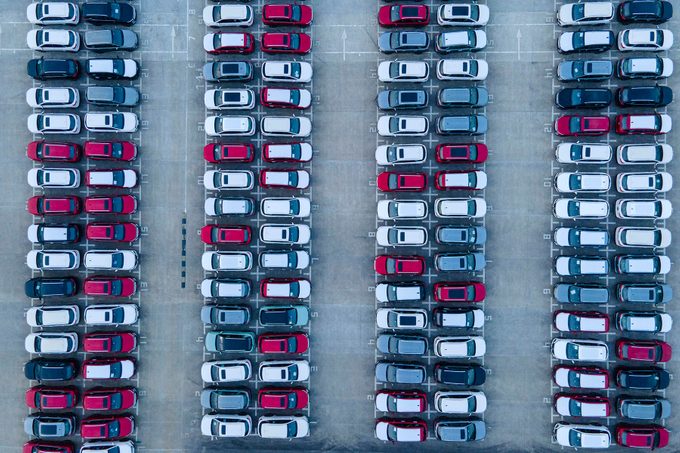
top-left (83, 387), bottom-right (137, 411)
top-left (617, 226), bottom-right (672, 248)
top-left (375, 282), bottom-right (424, 303)
top-left (260, 169), bottom-right (310, 189)
top-left (554, 311), bottom-right (609, 333)
top-left (555, 115), bottom-right (609, 136)
top-left (201, 305), bottom-right (250, 326)
top-left (84, 141), bottom-right (137, 161)
top-left (551, 338), bottom-right (608, 362)
top-left (261, 61), bottom-right (312, 83)
top-left (203, 32), bottom-right (254, 54)
top-left (557, 59), bottom-right (613, 82)
top-left (261, 88), bottom-right (311, 109)
top-left (261, 197), bottom-right (311, 218)
top-left (375, 362), bottom-right (426, 384)
top-left (259, 305), bottom-right (309, 327)
top-left (83, 29), bottom-right (138, 52)
top-left (616, 425), bottom-right (669, 450)
top-left (558, 2), bottom-right (614, 25)
top-left (25, 359), bottom-right (77, 382)
top-left (202, 251), bottom-right (252, 272)
top-left (437, 3), bottom-right (489, 26)
top-left (555, 143), bottom-right (612, 164)
top-left (553, 365), bottom-right (609, 389)
top-left (434, 282), bottom-right (485, 303)
top-left (379, 31), bottom-right (429, 53)
top-left (555, 88), bottom-right (612, 109)
top-left (435, 364), bottom-right (486, 386)
top-left (258, 360), bottom-right (310, 382)
top-left (260, 278), bottom-right (311, 299)
top-left (83, 358), bottom-right (135, 380)
top-left (616, 339), bottom-right (672, 363)
top-left (553, 198), bottom-right (609, 219)
top-left (617, 397), bottom-right (671, 421)
top-left (259, 250), bottom-right (309, 270)
top-left (25, 386), bottom-right (78, 410)
top-left (86, 86), bottom-right (140, 107)
top-left (435, 420), bottom-right (486, 442)
top-left (379, 5), bottom-right (429, 27)
top-left (436, 58), bottom-right (488, 80)
top-left (376, 226), bottom-right (427, 247)
top-left (24, 415), bottom-right (75, 439)
top-left (205, 331), bottom-right (255, 353)
top-left (84, 250), bottom-right (138, 271)
top-left (258, 388), bottom-right (309, 410)
top-left (261, 32), bottom-right (311, 54)
top-left (84, 304), bottom-right (138, 326)
top-left (377, 199), bottom-right (427, 220)
top-left (377, 172), bottom-right (426, 192)
top-left (258, 333), bottom-right (309, 354)
top-left (27, 29), bottom-right (80, 52)
top-left (27, 141), bottom-right (81, 163)
top-left (26, 87), bottom-right (79, 109)
top-left (201, 360), bottom-right (251, 384)
top-left (86, 223), bottom-right (139, 243)
top-left (82, 2), bottom-right (136, 25)
top-left (617, 368), bottom-right (670, 391)
top-left (376, 144), bottom-right (427, 165)
top-left (201, 414), bottom-right (251, 438)
top-left (257, 416), bottom-right (309, 439)
top-left (435, 30), bottom-right (487, 53)
top-left (203, 4), bottom-right (253, 27)
top-left (377, 60), bottom-right (429, 83)
top-left (260, 224), bottom-right (310, 245)
top-left (81, 416), bottom-right (134, 440)
top-left (27, 250), bottom-right (80, 271)
top-left (558, 30), bottom-right (614, 53)
top-left (83, 332), bottom-right (136, 354)
top-left (25, 332), bottom-right (78, 354)
top-left (86, 58), bottom-right (138, 80)
top-left (28, 58), bottom-right (79, 81)
top-left (83, 276), bottom-right (136, 297)
top-left (376, 308), bottom-right (427, 329)
top-left (378, 115), bottom-right (429, 136)
top-left (554, 393), bottom-right (610, 418)
top-left (554, 172), bottom-right (610, 193)
top-left (203, 143), bottom-right (254, 163)
top-left (618, 1), bottom-right (673, 24)
top-left (436, 143), bottom-right (488, 163)
top-left (618, 28), bottom-right (673, 51)
top-left (616, 113), bottom-right (672, 135)
top-left (28, 114), bottom-right (81, 135)
top-left (28, 168), bottom-right (80, 189)
top-left (85, 169), bottom-right (137, 188)
top-left (261, 116), bottom-right (312, 137)
top-left (84, 112), bottom-right (138, 133)
top-left (26, 305), bottom-right (79, 327)
top-left (617, 86), bottom-right (672, 108)
top-left (262, 3), bottom-right (312, 26)
top-left (554, 423), bottom-right (611, 449)
top-left (616, 311), bottom-right (672, 333)
top-left (375, 390), bottom-right (427, 413)
top-left (374, 255), bottom-right (425, 276)
top-left (27, 2), bottom-right (79, 25)
top-left (434, 198), bottom-right (487, 218)
top-left (375, 419), bottom-right (427, 442)
top-left (262, 143), bottom-right (312, 162)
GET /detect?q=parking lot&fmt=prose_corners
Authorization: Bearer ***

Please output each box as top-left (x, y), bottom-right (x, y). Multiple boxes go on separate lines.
top-left (0, 0), bottom-right (679, 452)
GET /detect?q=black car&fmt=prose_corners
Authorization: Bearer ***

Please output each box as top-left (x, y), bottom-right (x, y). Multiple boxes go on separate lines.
top-left (434, 364), bottom-right (486, 386)
top-left (617, 368), bottom-right (670, 391)
top-left (24, 359), bottom-right (77, 382)
top-left (259, 305), bottom-right (307, 326)
top-left (438, 87), bottom-right (489, 108)
top-left (203, 61), bottom-right (253, 83)
top-left (83, 29), bottom-right (138, 52)
top-left (82, 2), bottom-right (136, 25)
top-left (555, 88), bottom-right (612, 109)
top-left (557, 59), bottom-right (613, 82)
top-left (377, 90), bottom-right (428, 110)
top-left (378, 31), bottom-right (430, 54)
top-left (616, 85), bottom-right (673, 107)
top-left (618, 1), bottom-right (672, 24)
top-left (27, 58), bottom-right (79, 80)
top-left (86, 86), bottom-right (140, 106)
top-left (25, 277), bottom-right (78, 298)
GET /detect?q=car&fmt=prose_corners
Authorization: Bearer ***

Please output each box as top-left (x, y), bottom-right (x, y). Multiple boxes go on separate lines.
top-left (377, 199), bottom-right (427, 220)
top-left (25, 278), bottom-right (78, 299)
top-left (24, 440), bottom-right (75, 453)
top-left (616, 199), bottom-right (672, 219)
top-left (258, 416), bottom-right (309, 439)
top-left (376, 308), bottom-right (427, 329)
top-left (616, 113), bottom-right (672, 135)
top-left (261, 88), bottom-right (311, 110)
top-left (437, 4), bottom-right (489, 26)
top-left (203, 61), bottom-right (253, 82)
top-left (379, 4), bottom-right (429, 27)
top-left (204, 143), bottom-right (254, 164)
top-left (86, 58), bottom-right (138, 80)
top-left (555, 88), bottom-right (612, 109)
top-left (553, 423), bottom-right (611, 449)
top-left (260, 224), bottom-right (311, 245)
top-left (615, 255), bottom-right (671, 275)
top-left (435, 30), bottom-right (486, 53)
top-left (554, 284), bottom-right (609, 304)
top-left (25, 332), bottom-right (78, 354)
top-left (82, 2), bottom-right (136, 25)
top-left (201, 305), bottom-right (250, 326)
top-left (376, 226), bottom-right (428, 247)
top-left (27, 141), bottom-right (81, 163)
top-left (84, 250), bottom-right (138, 271)
top-left (203, 32), bottom-right (254, 54)
top-left (375, 362), bottom-right (426, 384)
top-left (25, 386), bottom-right (77, 410)
top-left (555, 172), bottom-right (610, 193)
top-left (616, 172), bottom-right (672, 193)
top-left (553, 365), bottom-right (609, 389)
top-left (262, 3), bottom-right (312, 26)
top-left (263, 142), bottom-right (313, 162)
top-left (617, 86), bottom-right (672, 108)
top-left (558, 30), bottom-right (614, 53)
top-left (618, 1), bottom-right (673, 24)
top-left (201, 360), bottom-right (252, 383)
top-left (435, 364), bottom-right (486, 386)
top-left (83, 29), bottom-right (138, 52)
top-left (259, 250), bottom-right (310, 270)
top-left (27, 250), bottom-right (80, 271)
top-left (261, 197), bottom-right (311, 218)
top-left (555, 256), bottom-right (609, 276)
top-left (616, 311), bottom-right (672, 333)
top-left (200, 414), bottom-right (251, 438)
top-left (435, 253), bottom-right (485, 272)
top-left (200, 279), bottom-right (251, 299)
top-left (433, 336), bottom-right (486, 358)
top-left (83, 388), bottom-right (137, 414)
top-left (28, 58), bottom-right (79, 81)
top-left (27, 305), bottom-right (79, 328)
top-left (25, 359), bottom-right (77, 382)
top-left (84, 112), bottom-right (138, 133)
top-left (617, 340), bottom-right (672, 363)
top-left (83, 332), bottom-right (136, 354)
top-left (555, 143), bottom-right (612, 164)
top-left (436, 115), bottom-right (487, 135)
top-left (377, 171), bottom-right (426, 192)
top-left (205, 116), bottom-right (256, 136)
top-left (27, 29), bottom-right (80, 52)
top-left (436, 226), bottom-right (487, 245)
top-left (26, 87), bottom-right (79, 109)
top-left (27, 168), bottom-right (80, 189)
top-left (374, 255), bottom-right (425, 276)
top-left (438, 87), bottom-right (488, 108)
top-left (434, 198), bottom-right (487, 218)
top-left (435, 420), bottom-right (486, 442)
top-left (81, 416), bottom-right (134, 440)
top-left (203, 170), bottom-right (254, 190)
top-left (28, 114), bottom-right (81, 135)
top-left (378, 60), bottom-right (429, 83)
top-left (203, 4), bottom-right (253, 27)
top-left (558, 2), bottom-right (614, 25)
top-left (86, 86), bottom-right (140, 107)
top-left (84, 304), bottom-right (138, 326)
top-left (618, 29), bottom-right (673, 51)
top-left (618, 56), bottom-right (673, 79)
top-left (84, 141), bottom-right (137, 161)
top-left (82, 358), bottom-right (135, 380)
top-left (24, 415), bottom-right (76, 439)
top-left (375, 390), bottom-right (427, 413)
top-left (435, 171), bottom-right (487, 191)
top-left (85, 169), bottom-right (137, 188)
top-left (378, 115), bottom-right (428, 136)
top-left (551, 338), bottom-right (608, 362)
top-left (200, 388), bottom-right (250, 411)
top-left (436, 58), bottom-right (488, 80)
top-left (260, 169), bottom-right (310, 190)
top-left (555, 115), bottom-right (609, 136)
top-left (553, 198), bottom-right (609, 219)
top-left (205, 331), bottom-right (255, 354)
top-left (258, 360), bottom-right (310, 382)
top-left (375, 419), bottom-right (427, 442)
top-left (557, 59), bottom-right (613, 82)
top-left (617, 367), bottom-right (670, 391)
top-left (260, 278), bottom-right (311, 299)
top-left (202, 251), bottom-right (252, 272)
top-left (618, 283), bottom-right (672, 304)
top-left (617, 397), bottom-right (671, 421)
top-left (434, 282), bottom-right (485, 303)
top-left (261, 61), bottom-right (312, 83)
top-left (259, 305), bottom-right (309, 327)
top-left (83, 276), bottom-right (135, 298)
top-left (375, 281), bottom-right (424, 303)
top-left (28, 224), bottom-right (80, 244)
top-left (554, 227), bottom-right (609, 247)
top-left (379, 31), bottom-right (429, 53)
top-left (261, 116), bottom-right (311, 137)
top-left (258, 333), bottom-right (309, 354)
top-left (554, 311), bottom-right (609, 333)
top-left (375, 144), bottom-right (427, 165)
top-left (436, 143), bottom-right (488, 163)
top-left (27, 2), bottom-right (79, 25)
top-left (261, 32), bottom-right (311, 54)
top-left (85, 195), bottom-right (137, 215)
top-left (616, 425), bottom-right (669, 449)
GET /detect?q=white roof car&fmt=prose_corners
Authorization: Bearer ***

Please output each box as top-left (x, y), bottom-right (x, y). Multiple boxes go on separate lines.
top-left (617, 144), bottom-right (673, 165)
top-left (26, 305), bottom-right (79, 328)
top-left (258, 416), bottom-right (309, 439)
top-left (261, 169), bottom-right (310, 189)
top-left (557, 2), bottom-right (614, 26)
top-left (617, 172), bottom-right (672, 193)
top-left (27, 29), bottom-right (80, 52)
top-left (87, 58), bottom-right (138, 78)
top-left (204, 197), bottom-right (254, 216)
top-left (84, 250), bottom-right (138, 271)
top-left (376, 308), bottom-right (428, 329)
top-left (85, 112), bottom-right (138, 133)
top-left (377, 200), bottom-right (427, 220)
top-left (622, 57), bottom-right (673, 78)
top-left (261, 197), bottom-right (311, 218)
top-left (376, 226), bottom-right (427, 247)
top-left (436, 308), bottom-right (484, 329)
top-left (260, 224), bottom-right (311, 245)
top-left (201, 251), bottom-right (252, 272)
top-left (434, 391), bottom-right (487, 414)
top-left (554, 312), bottom-right (608, 333)
top-left (552, 338), bottom-right (608, 362)
top-left (263, 88), bottom-right (311, 109)
top-left (434, 336), bottom-right (486, 358)
top-left (438, 4), bottom-right (489, 26)
top-left (375, 144), bottom-right (427, 165)
top-left (28, 113), bottom-right (80, 135)
top-left (27, 168), bottom-right (80, 189)
top-left (434, 198), bottom-right (486, 218)
top-left (204, 89), bottom-right (255, 110)
top-left (262, 279), bottom-right (310, 299)
top-left (200, 279), bottom-right (250, 298)
top-left (436, 30), bottom-right (487, 52)
top-left (203, 170), bottom-right (254, 190)
top-left (261, 61), bottom-right (313, 83)
top-left (555, 256), bottom-right (608, 276)
top-left (201, 360), bottom-right (252, 383)
top-left (84, 304), bottom-right (138, 326)
top-left (27, 2), bottom-right (79, 25)
top-left (25, 332), bottom-right (78, 354)
top-left (618, 29), bottom-right (673, 51)
top-left (438, 171), bottom-right (487, 190)
top-left (259, 360), bottom-right (310, 382)
top-left (87, 169), bottom-right (136, 188)
top-left (205, 115), bottom-right (255, 136)
top-left (375, 421), bottom-right (424, 442)
top-left (618, 312), bottom-right (672, 333)
top-left (616, 199), bottom-right (672, 219)
top-left (264, 143), bottom-right (313, 162)
top-left (80, 441), bottom-right (135, 453)
top-left (259, 250), bottom-right (309, 270)
top-left (555, 395), bottom-right (608, 417)
top-left (615, 227), bottom-right (671, 248)
top-left (203, 5), bottom-right (253, 27)
top-left (554, 423), bottom-right (611, 449)
top-left (375, 391), bottom-right (426, 413)
top-left (554, 366), bottom-right (608, 389)
top-left (554, 172), bottom-right (610, 193)
top-left (261, 116), bottom-right (312, 137)
top-left (27, 250), bottom-right (80, 271)
top-left (84, 359), bottom-right (135, 379)
top-left (626, 114), bottom-right (672, 134)
top-left (436, 59), bottom-right (488, 80)
top-left (617, 255), bottom-right (671, 275)
top-left (26, 87), bottom-right (79, 109)
top-left (553, 228), bottom-right (609, 247)
top-left (553, 198), bottom-right (609, 219)
top-left (556, 143), bottom-right (612, 164)
top-left (27, 224), bottom-right (76, 244)
top-left (378, 61), bottom-right (429, 83)
top-left (201, 414), bottom-right (251, 438)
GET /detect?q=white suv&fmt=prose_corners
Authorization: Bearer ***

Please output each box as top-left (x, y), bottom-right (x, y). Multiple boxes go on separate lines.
top-left (84, 304), bottom-right (139, 326)
top-left (377, 115), bottom-right (428, 136)
top-left (205, 116), bottom-right (256, 136)
top-left (84, 250), bottom-right (138, 271)
top-left (203, 170), bottom-right (254, 190)
top-left (375, 144), bottom-right (427, 165)
top-left (261, 116), bottom-right (311, 137)
top-left (85, 112), bottom-right (138, 133)
top-left (378, 61), bottom-right (429, 83)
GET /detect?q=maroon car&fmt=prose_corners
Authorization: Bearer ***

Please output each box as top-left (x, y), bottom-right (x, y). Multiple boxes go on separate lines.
top-left (27, 141), bottom-right (81, 162)
top-left (83, 387), bottom-right (137, 411)
top-left (200, 225), bottom-right (251, 245)
top-left (28, 196), bottom-right (81, 216)
top-left (23, 441), bottom-right (74, 453)
top-left (616, 340), bottom-right (672, 363)
top-left (261, 32), bottom-right (311, 54)
top-left (436, 143), bottom-right (488, 163)
top-left (258, 388), bottom-right (309, 410)
top-left (616, 425), bottom-right (669, 449)
top-left (434, 282), bottom-right (486, 302)
top-left (86, 223), bottom-right (140, 242)
top-left (84, 276), bottom-right (136, 297)
top-left (203, 143), bottom-right (254, 163)
top-left (84, 195), bottom-right (137, 215)
top-left (84, 141), bottom-right (137, 161)
top-left (377, 171), bottom-right (426, 192)
top-left (80, 415), bottom-right (134, 440)
top-left (262, 4), bottom-right (312, 26)
top-left (83, 332), bottom-right (137, 354)
top-left (257, 332), bottom-right (309, 354)
top-left (379, 4), bottom-right (430, 27)
top-left (374, 255), bottom-right (425, 276)
top-left (555, 115), bottom-right (610, 136)
top-left (25, 386), bottom-right (77, 410)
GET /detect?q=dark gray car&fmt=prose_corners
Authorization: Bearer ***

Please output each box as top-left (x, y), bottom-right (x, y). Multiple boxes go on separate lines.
top-left (617, 397), bottom-right (671, 421)
top-left (438, 87), bottom-right (489, 108)
top-left (24, 415), bottom-right (76, 438)
top-left (375, 362), bottom-right (426, 384)
top-left (378, 31), bottom-right (430, 54)
top-left (618, 283), bottom-right (672, 304)
top-left (200, 388), bottom-right (250, 410)
top-left (435, 253), bottom-right (485, 272)
top-left (200, 305), bottom-right (250, 326)
top-left (86, 86), bottom-right (140, 106)
top-left (376, 334), bottom-right (427, 355)
top-left (435, 420), bottom-right (486, 442)
top-left (377, 90), bottom-right (428, 110)
top-left (203, 61), bottom-right (253, 83)
top-left (436, 226), bottom-right (487, 245)
top-left (436, 115), bottom-right (488, 135)
top-left (83, 29), bottom-right (138, 52)
top-left (554, 284), bottom-right (609, 304)
top-left (557, 59), bottom-right (613, 82)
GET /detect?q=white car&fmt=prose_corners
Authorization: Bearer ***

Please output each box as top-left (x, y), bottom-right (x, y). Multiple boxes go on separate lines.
top-left (204, 89), bottom-right (255, 110)
top-left (377, 200), bottom-right (427, 220)
top-left (203, 32), bottom-right (249, 53)
top-left (553, 228), bottom-right (609, 247)
top-left (378, 116), bottom-right (428, 136)
top-left (554, 312), bottom-right (608, 333)
top-left (375, 144), bottom-right (427, 165)
top-left (616, 172), bottom-right (672, 193)
top-left (438, 4), bottom-right (489, 26)
top-left (27, 29), bottom-right (80, 52)
top-left (436, 30), bottom-right (487, 53)
top-left (202, 251), bottom-right (252, 272)
top-left (376, 226), bottom-right (427, 247)
top-left (436, 59), bottom-right (488, 81)
top-left (203, 5), bottom-right (253, 27)
top-left (264, 143), bottom-right (313, 162)
top-left (26, 305), bottom-right (79, 327)
top-left (433, 336), bottom-right (486, 358)
top-left (554, 366), bottom-right (608, 389)
top-left (434, 391), bottom-right (487, 414)
top-left (434, 198), bottom-right (486, 218)
top-left (204, 197), bottom-right (254, 216)
top-left (28, 113), bottom-right (80, 135)
top-left (85, 112), bottom-right (138, 133)
top-left (203, 170), bottom-right (254, 190)
top-left (616, 255), bottom-right (671, 275)
top-left (261, 116), bottom-right (311, 137)
top-left (200, 279), bottom-right (250, 299)
top-left (258, 416), bottom-right (309, 439)
top-left (262, 88), bottom-right (311, 109)
top-left (259, 250), bottom-right (310, 270)
top-left (376, 420), bottom-right (424, 442)
top-left (619, 57), bottom-right (673, 79)
top-left (617, 144), bottom-right (673, 165)
top-left (87, 169), bottom-right (137, 188)
top-left (556, 143), bottom-right (612, 164)
top-left (617, 312), bottom-right (672, 333)
top-left (553, 198), bottom-right (609, 219)
top-left (261, 61), bottom-right (313, 83)
top-left (201, 414), bottom-right (251, 438)
top-left (27, 224), bottom-right (78, 244)
top-left (259, 360), bottom-right (310, 382)
top-left (260, 224), bottom-right (311, 245)
top-left (615, 227), bottom-right (671, 248)
top-left (84, 359), bottom-right (135, 379)
top-left (260, 170), bottom-right (310, 189)
top-left (27, 2), bottom-right (80, 25)
top-left (376, 308), bottom-right (428, 329)
top-left (621, 114), bottom-right (672, 134)
top-left (261, 279), bottom-right (310, 299)
top-left (27, 168), bottom-right (80, 189)
top-left (618, 29), bottom-right (673, 52)
top-left (557, 2), bottom-right (614, 26)
top-left (375, 391), bottom-right (427, 413)
top-left (84, 304), bottom-right (138, 326)
top-left (80, 442), bottom-right (134, 453)
top-left (87, 58), bottom-right (138, 79)
top-left (205, 116), bottom-right (256, 136)
top-left (26, 87), bottom-right (80, 109)
top-left (84, 250), bottom-right (138, 271)
top-left (201, 360), bottom-right (252, 383)
top-left (555, 256), bottom-right (609, 276)
top-left (554, 423), bottom-right (611, 449)
top-left (616, 199), bottom-right (672, 220)
top-left (25, 332), bottom-right (78, 354)
top-left (554, 172), bottom-right (610, 193)
top-left (378, 61), bottom-right (429, 83)
top-left (261, 197), bottom-right (311, 218)
top-left (375, 282), bottom-right (423, 303)
top-left (27, 250), bottom-right (80, 271)
top-left (552, 338), bottom-right (608, 362)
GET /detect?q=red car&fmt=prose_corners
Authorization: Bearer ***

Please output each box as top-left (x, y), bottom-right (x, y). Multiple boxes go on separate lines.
top-left (28, 196), bottom-right (81, 216)
top-left (203, 143), bottom-right (254, 163)
top-left (616, 114), bottom-right (671, 135)
top-left (84, 276), bottom-right (136, 297)
top-left (84, 141), bottom-right (137, 161)
top-left (555, 115), bottom-right (610, 136)
top-left (436, 143), bottom-right (488, 164)
top-left (377, 171), bottom-right (427, 192)
top-left (258, 388), bottom-right (309, 410)
top-left (434, 282), bottom-right (486, 302)
top-left (204, 32), bottom-right (255, 54)
top-left (27, 141), bottom-right (81, 162)
top-left (84, 195), bottom-right (137, 215)
top-left (23, 441), bottom-right (74, 453)
top-left (258, 332), bottom-right (309, 354)
top-left (616, 340), bottom-right (672, 363)
top-left (262, 4), bottom-right (313, 26)
top-left (616, 425), bottom-right (669, 450)
top-left (378, 4), bottom-right (430, 27)
top-left (86, 223), bottom-right (140, 242)
top-left (376, 390), bottom-right (427, 413)
top-left (261, 32), bottom-right (311, 54)
top-left (260, 88), bottom-right (311, 109)
top-left (80, 415), bottom-right (134, 440)
top-left (25, 386), bottom-right (77, 410)
top-left (83, 387), bottom-right (137, 411)
top-left (200, 225), bottom-right (251, 245)
top-left (374, 255), bottom-right (425, 275)
top-left (83, 332), bottom-right (137, 354)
